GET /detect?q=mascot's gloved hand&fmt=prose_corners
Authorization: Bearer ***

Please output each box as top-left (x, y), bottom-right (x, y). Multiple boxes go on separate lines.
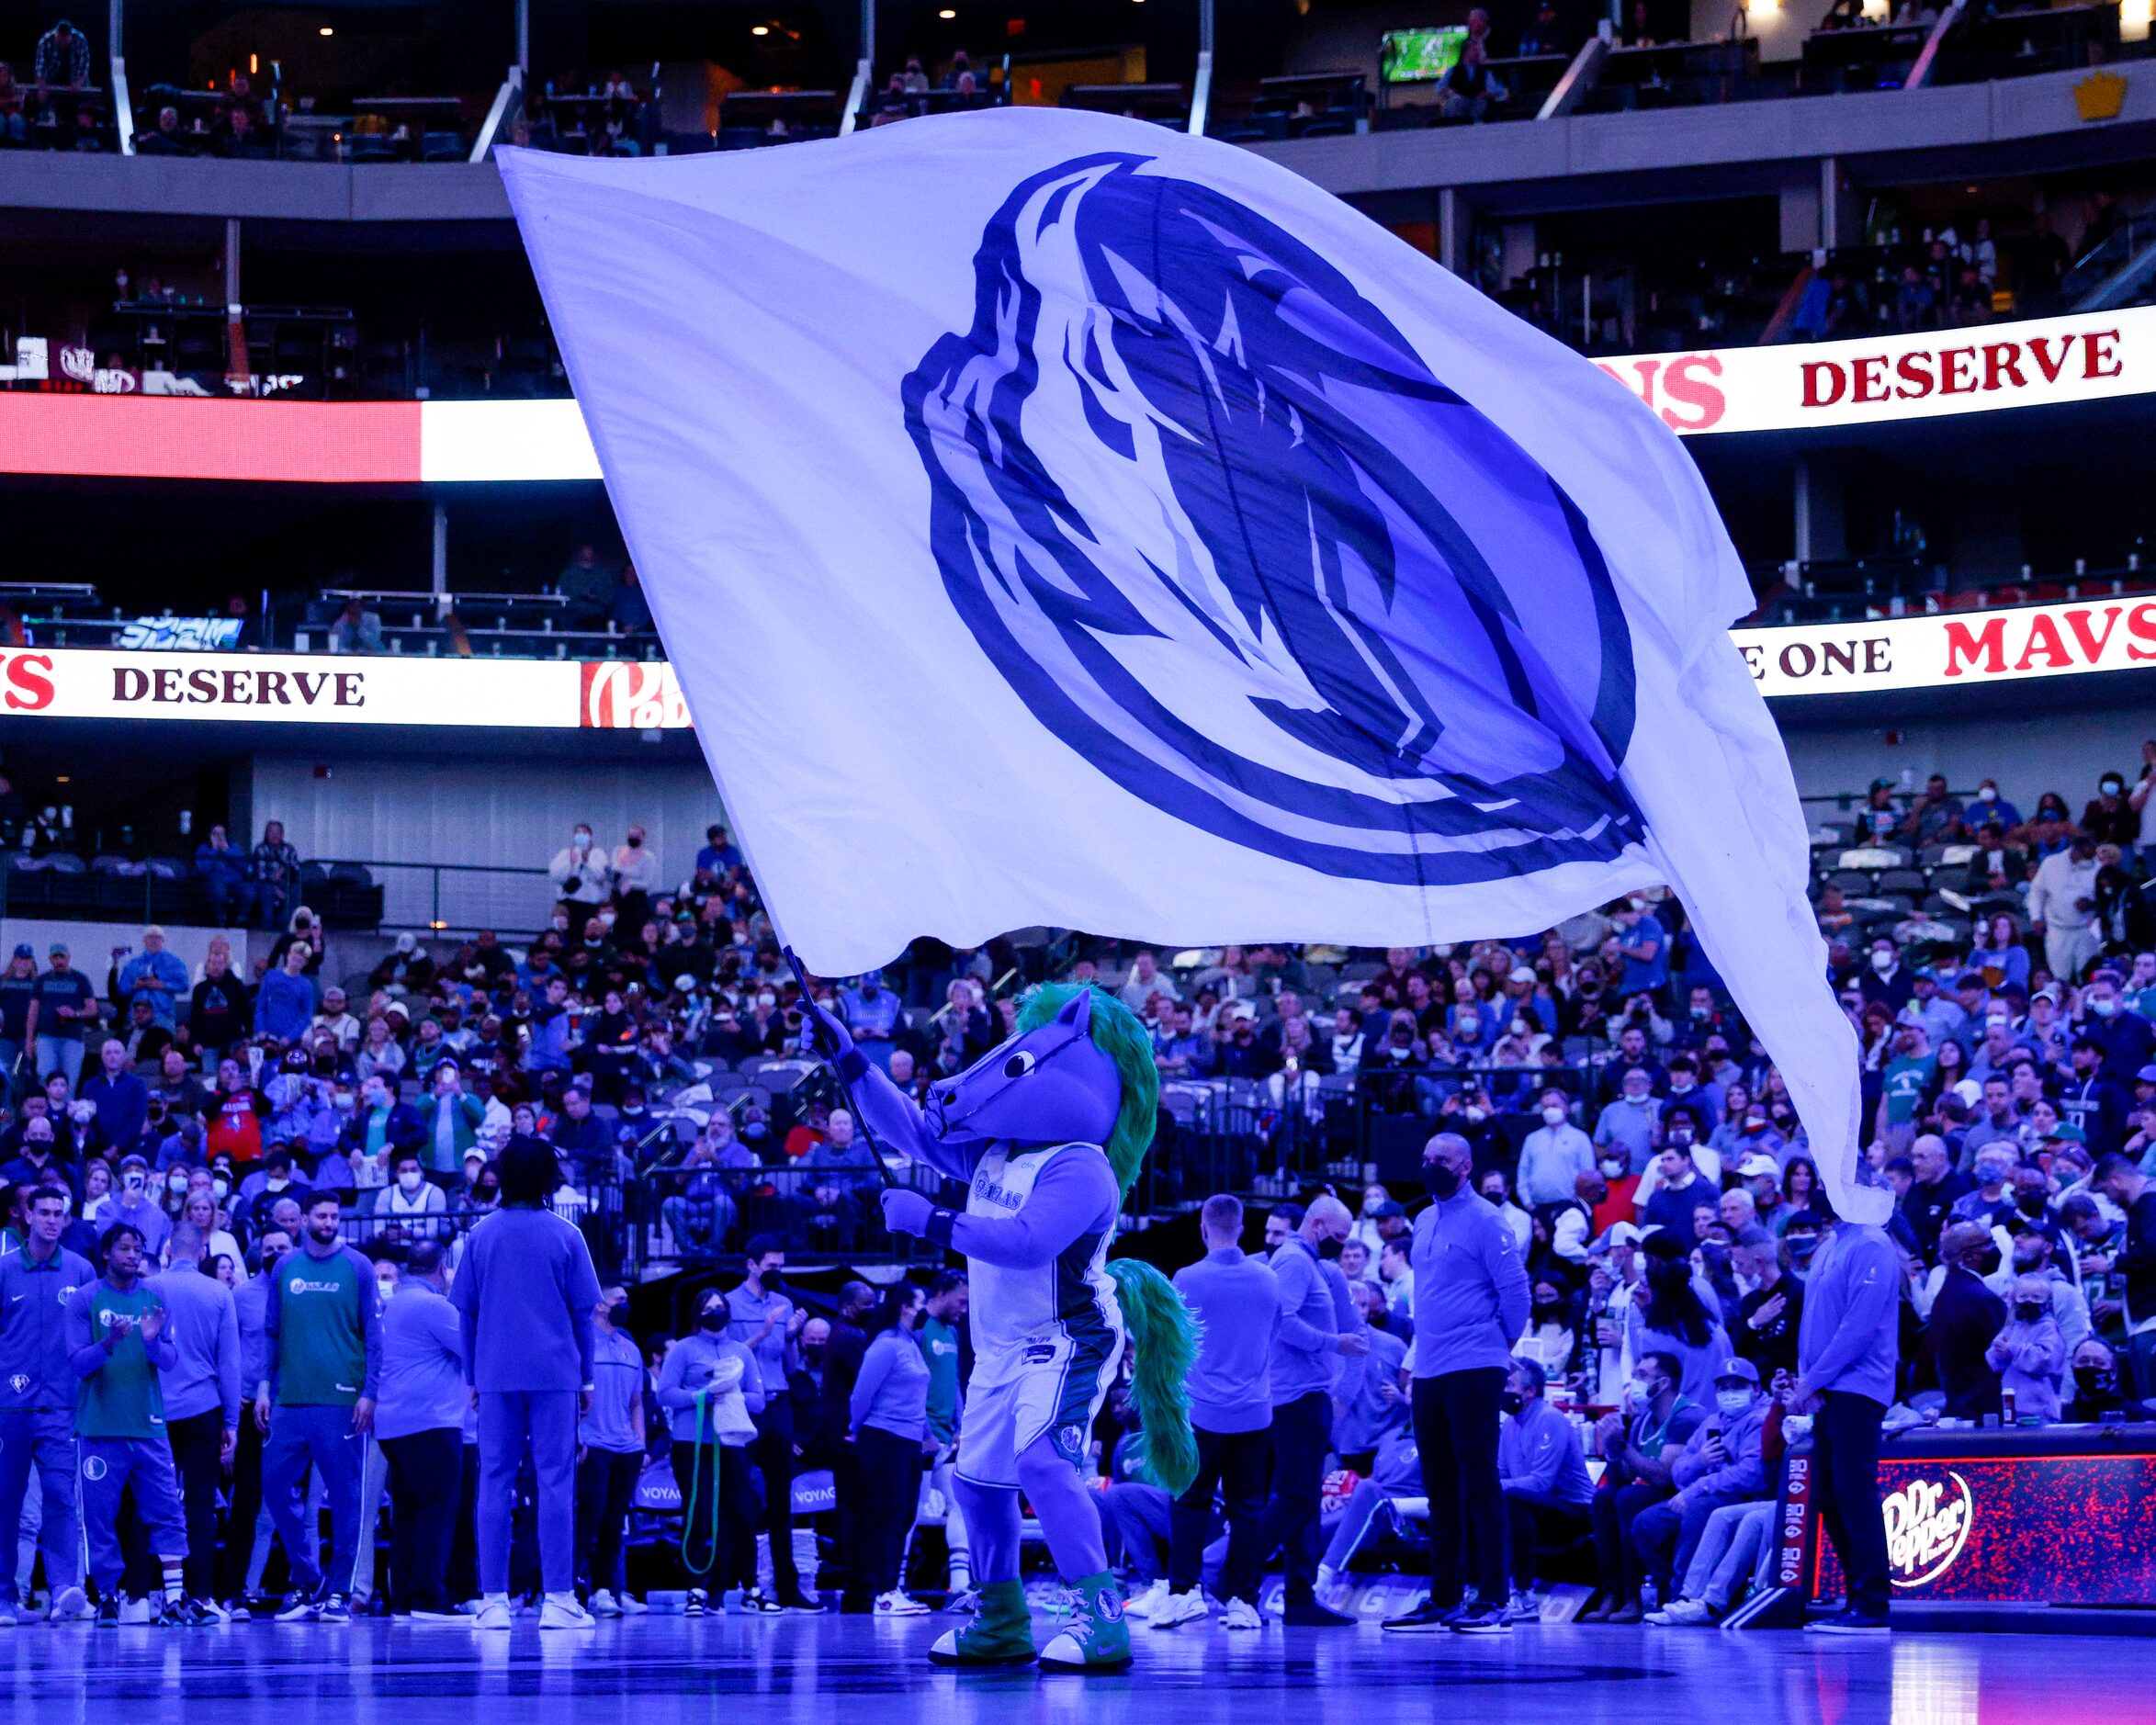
top-left (881, 1188), bottom-right (937, 1238)
top-left (800, 995), bottom-right (868, 1084)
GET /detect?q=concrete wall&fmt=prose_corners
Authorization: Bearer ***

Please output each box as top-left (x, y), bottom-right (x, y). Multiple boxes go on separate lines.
top-left (247, 753), bottom-right (728, 934)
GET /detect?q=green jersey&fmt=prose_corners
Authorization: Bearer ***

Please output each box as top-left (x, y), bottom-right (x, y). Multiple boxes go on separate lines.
top-left (267, 1244), bottom-right (382, 1407)
top-left (1881, 1054), bottom-right (1936, 1126)
top-left (921, 1314), bottom-right (963, 1444)
top-left (67, 1280), bottom-right (170, 1439)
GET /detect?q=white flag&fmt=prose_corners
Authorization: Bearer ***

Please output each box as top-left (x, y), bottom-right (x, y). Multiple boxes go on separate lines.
top-left (501, 110), bottom-right (1890, 1226)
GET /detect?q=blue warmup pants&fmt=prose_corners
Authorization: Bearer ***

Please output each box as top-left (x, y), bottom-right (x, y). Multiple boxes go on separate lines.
top-left (0, 1410), bottom-right (80, 1603)
top-left (263, 1403), bottom-right (365, 1596)
top-left (477, 1390), bottom-right (578, 1595)
top-left (79, 1436), bottom-right (186, 1594)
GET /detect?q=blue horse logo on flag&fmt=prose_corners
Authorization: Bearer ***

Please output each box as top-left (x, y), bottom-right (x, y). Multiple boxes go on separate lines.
top-left (904, 152), bottom-right (1644, 885)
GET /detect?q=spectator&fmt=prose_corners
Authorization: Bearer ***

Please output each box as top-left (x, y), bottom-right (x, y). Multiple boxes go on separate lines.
top-left (1985, 1272), bottom-right (2066, 1421)
top-left (80, 1035), bottom-right (150, 1158)
top-left (28, 941), bottom-right (97, 1089)
top-left (1928, 1221), bottom-right (2006, 1420)
top-left (188, 941), bottom-right (251, 1057)
top-left (1594, 1065), bottom-right (1661, 1174)
top-left (1518, 1089), bottom-right (1594, 1210)
top-left (559, 544), bottom-right (616, 626)
top-left (611, 825), bottom-right (660, 931)
top-left (1580, 1348), bottom-right (1702, 1622)
top-left (2029, 831), bottom-right (2101, 983)
top-left (252, 822), bottom-right (303, 932)
top-left (1497, 1356), bottom-right (1593, 1617)
top-left (330, 596), bottom-right (385, 655)
top-left (1633, 1356), bottom-right (1769, 1617)
top-left (254, 942), bottom-right (316, 1045)
top-left (116, 927), bottom-right (187, 1029)
top-left (1732, 1227), bottom-right (1803, 1381)
top-left (372, 1148), bottom-right (449, 1240)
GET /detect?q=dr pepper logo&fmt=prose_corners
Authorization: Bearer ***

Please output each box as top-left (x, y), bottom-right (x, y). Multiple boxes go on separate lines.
top-left (1883, 1471), bottom-right (1974, 1588)
top-left (581, 661), bottom-right (690, 729)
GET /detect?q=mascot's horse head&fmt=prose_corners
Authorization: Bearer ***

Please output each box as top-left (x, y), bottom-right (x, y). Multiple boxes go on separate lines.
top-left (925, 982), bottom-right (1160, 1194)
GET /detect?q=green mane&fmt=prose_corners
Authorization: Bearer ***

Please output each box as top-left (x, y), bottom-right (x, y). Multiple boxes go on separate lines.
top-left (1013, 981), bottom-right (1159, 1197)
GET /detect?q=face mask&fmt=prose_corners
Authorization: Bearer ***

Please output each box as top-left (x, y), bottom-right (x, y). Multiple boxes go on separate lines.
top-left (398, 1170), bottom-right (423, 1193)
top-left (2014, 1302), bottom-right (2046, 1322)
top-left (1622, 1379), bottom-right (1654, 1414)
top-left (1870, 951), bottom-right (1894, 974)
top-left (1541, 1105), bottom-right (1568, 1127)
top-left (167, 1174), bottom-right (188, 1196)
top-left (1625, 1092), bottom-right (1648, 1108)
top-left (1787, 1235), bottom-right (1819, 1264)
top-left (1669, 1077), bottom-right (1693, 1094)
top-left (1463, 1105), bottom-right (1487, 1123)
top-left (1716, 1390), bottom-right (1755, 1418)
top-left (1668, 1127), bottom-right (1693, 1146)
top-left (211, 1177), bottom-right (230, 1201)
top-left (2094, 998), bottom-right (2119, 1018)
top-left (1498, 1390), bottom-right (1525, 1416)
top-left (1599, 1158), bottom-right (1627, 1178)
top-left (1423, 1163), bottom-right (1462, 1201)
top-left (2104, 781), bottom-right (2124, 796)
top-left (377, 1279), bottom-right (397, 1304)
top-left (2077, 1368), bottom-right (2116, 1397)
top-left (573, 830), bottom-right (592, 846)
top-left (1979, 785), bottom-right (1997, 802)
top-left (698, 1304), bottom-right (728, 1333)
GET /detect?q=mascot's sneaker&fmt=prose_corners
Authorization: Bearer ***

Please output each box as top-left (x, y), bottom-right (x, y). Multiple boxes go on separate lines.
top-left (1148, 1590), bottom-right (1209, 1630)
top-left (927, 1580), bottom-right (1037, 1667)
top-left (1123, 1580), bottom-right (1169, 1620)
top-left (1038, 1573), bottom-right (1133, 1674)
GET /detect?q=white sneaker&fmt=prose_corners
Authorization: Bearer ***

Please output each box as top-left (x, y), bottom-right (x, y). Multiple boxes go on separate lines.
top-left (1505, 1591), bottom-right (1543, 1625)
top-left (590, 1590), bottom-right (622, 1618)
top-left (874, 1591), bottom-right (931, 1618)
top-left (1220, 1598), bottom-right (1263, 1631)
top-left (1150, 1589), bottom-right (1211, 1629)
top-left (0, 1604), bottom-right (17, 1627)
top-left (541, 1593), bottom-right (595, 1630)
top-left (1123, 1578), bottom-right (1170, 1619)
top-left (1661, 1598), bottom-right (1714, 1626)
top-left (48, 1587), bottom-right (92, 1623)
top-left (472, 1596), bottom-right (514, 1631)
top-left (617, 1594), bottom-right (649, 1616)
top-left (119, 1596), bottom-right (152, 1625)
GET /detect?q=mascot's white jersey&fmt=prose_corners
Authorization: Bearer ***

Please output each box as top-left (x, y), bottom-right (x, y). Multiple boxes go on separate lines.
top-left (963, 1139), bottom-right (1123, 1386)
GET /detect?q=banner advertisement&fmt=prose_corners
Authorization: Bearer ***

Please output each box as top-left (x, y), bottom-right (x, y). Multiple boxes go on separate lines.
top-left (2, 308), bottom-right (2150, 484)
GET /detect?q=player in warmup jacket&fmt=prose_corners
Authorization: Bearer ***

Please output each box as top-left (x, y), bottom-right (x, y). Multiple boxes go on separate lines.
top-left (67, 1221), bottom-right (213, 1625)
top-left (0, 1185), bottom-right (95, 1622)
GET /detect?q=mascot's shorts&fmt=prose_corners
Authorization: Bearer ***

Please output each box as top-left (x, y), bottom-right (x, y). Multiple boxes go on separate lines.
top-left (954, 1326), bottom-right (1123, 1490)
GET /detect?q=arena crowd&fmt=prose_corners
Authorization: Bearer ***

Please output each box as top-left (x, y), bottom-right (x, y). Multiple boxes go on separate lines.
top-left (0, 758), bottom-right (2150, 1628)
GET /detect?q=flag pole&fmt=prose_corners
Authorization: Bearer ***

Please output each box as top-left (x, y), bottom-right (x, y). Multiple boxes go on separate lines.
top-left (783, 945), bottom-right (898, 1190)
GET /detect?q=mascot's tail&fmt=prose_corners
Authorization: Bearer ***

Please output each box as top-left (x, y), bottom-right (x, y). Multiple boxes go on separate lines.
top-left (1108, 1258), bottom-right (1202, 1498)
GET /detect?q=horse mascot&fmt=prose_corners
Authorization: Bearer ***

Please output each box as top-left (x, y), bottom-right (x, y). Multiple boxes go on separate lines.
top-left (804, 979), bottom-right (1198, 1672)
